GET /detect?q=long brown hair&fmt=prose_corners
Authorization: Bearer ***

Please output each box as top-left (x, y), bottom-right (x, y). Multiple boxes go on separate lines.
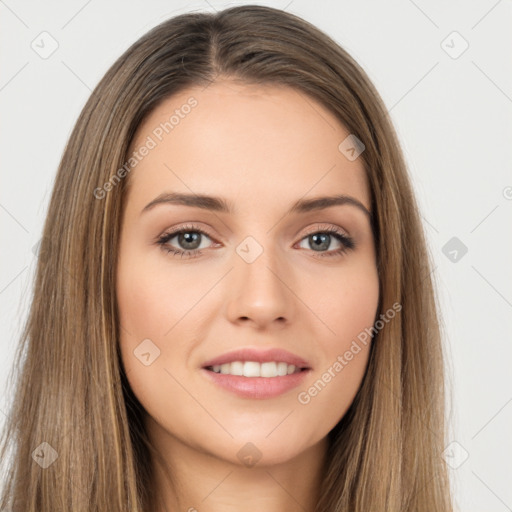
top-left (0, 5), bottom-right (453, 511)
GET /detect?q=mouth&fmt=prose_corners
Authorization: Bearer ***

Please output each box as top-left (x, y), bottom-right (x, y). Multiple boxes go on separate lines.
top-left (204, 361), bottom-right (309, 377)
top-left (200, 348), bottom-right (312, 399)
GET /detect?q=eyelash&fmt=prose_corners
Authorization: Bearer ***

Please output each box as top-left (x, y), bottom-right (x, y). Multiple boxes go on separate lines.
top-left (155, 223), bottom-right (355, 260)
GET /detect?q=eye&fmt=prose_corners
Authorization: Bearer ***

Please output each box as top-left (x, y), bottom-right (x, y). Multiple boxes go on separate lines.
top-left (156, 223), bottom-right (216, 259)
top-left (296, 225), bottom-right (355, 258)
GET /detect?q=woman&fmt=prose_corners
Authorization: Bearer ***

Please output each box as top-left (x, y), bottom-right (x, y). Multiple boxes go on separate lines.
top-left (0, 5), bottom-right (453, 511)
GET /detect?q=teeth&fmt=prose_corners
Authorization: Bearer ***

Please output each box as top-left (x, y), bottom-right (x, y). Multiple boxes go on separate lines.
top-left (260, 362), bottom-right (276, 377)
top-left (230, 361), bottom-right (244, 376)
top-left (244, 361), bottom-right (260, 377)
top-left (277, 362), bottom-right (288, 376)
top-left (209, 361), bottom-right (302, 377)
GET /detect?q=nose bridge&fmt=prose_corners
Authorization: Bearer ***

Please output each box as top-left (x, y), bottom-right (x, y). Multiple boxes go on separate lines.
top-left (225, 233), bottom-right (293, 326)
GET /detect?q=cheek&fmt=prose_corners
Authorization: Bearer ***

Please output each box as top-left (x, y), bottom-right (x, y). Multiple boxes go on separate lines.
top-left (116, 251), bottom-right (182, 383)
top-left (116, 256), bottom-right (193, 419)
top-left (304, 257), bottom-right (380, 345)
top-left (295, 259), bottom-right (379, 411)
top-left (116, 248), bottom-right (218, 401)
top-left (116, 249), bottom-right (205, 340)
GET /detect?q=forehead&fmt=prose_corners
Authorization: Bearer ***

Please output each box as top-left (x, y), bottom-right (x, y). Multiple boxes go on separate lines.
top-left (126, 80), bottom-right (370, 214)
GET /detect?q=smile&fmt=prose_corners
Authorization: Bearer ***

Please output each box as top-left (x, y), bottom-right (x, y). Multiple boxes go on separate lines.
top-left (206, 361), bottom-right (304, 377)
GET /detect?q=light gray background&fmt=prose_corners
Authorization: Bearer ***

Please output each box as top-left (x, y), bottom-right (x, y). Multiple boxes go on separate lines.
top-left (1, 1), bottom-right (511, 510)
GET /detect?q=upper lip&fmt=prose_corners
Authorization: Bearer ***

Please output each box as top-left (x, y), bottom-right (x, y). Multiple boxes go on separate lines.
top-left (202, 348), bottom-right (311, 369)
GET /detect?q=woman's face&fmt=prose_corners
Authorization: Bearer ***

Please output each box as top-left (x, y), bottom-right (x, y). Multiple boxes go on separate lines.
top-left (116, 80), bottom-right (379, 467)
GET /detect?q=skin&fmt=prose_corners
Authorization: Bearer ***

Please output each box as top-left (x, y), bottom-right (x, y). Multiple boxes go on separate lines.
top-left (116, 80), bottom-right (379, 512)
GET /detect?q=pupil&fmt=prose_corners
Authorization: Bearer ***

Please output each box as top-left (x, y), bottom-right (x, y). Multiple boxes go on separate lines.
top-left (179, 232), bottom-right (200, 250)
top-left (311, 233), bottom-right (329, 251)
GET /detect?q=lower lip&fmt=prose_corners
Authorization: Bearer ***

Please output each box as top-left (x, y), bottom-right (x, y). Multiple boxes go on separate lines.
top-left (201, 368), bottom-right (311, 399)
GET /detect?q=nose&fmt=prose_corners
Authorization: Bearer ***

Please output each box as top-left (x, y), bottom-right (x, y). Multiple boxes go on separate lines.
top-left (225, 245), bottom-right (294, 329)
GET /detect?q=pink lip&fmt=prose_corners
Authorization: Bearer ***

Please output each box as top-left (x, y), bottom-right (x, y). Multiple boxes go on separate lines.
top-left (201, 368), bottom-right (311, 399)
top-left (200, 347), bottom-right (312, 400)
top-left (202, 347), bottom-right (311, 369)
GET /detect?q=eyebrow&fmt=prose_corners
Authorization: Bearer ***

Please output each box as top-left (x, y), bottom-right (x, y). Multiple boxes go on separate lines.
top-left (141, 192), bottom-right (371, 219)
